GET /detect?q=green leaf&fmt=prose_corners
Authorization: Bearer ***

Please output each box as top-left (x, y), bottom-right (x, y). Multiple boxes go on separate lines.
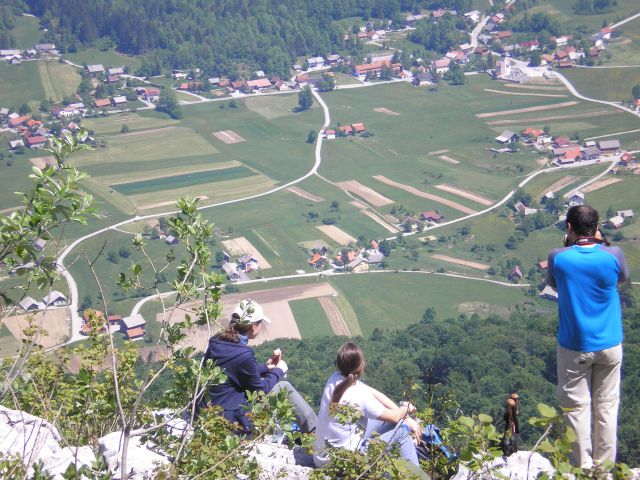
top-left (537, 403), bottom-right (557, 418)
top-left (478, 413), bottom-right (492, 424)
top-left (459, 416), bottom-right (474, 428)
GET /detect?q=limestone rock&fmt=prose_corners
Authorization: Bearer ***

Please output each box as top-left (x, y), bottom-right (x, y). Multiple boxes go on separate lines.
top-left (0, 405), bottom-right (96, 479)
top-left (248, 442), bottom-right (314, 480)
top-left (452, 451), bottom-right (554, 480)
top-left (99, 431), bottom-right (170, 480)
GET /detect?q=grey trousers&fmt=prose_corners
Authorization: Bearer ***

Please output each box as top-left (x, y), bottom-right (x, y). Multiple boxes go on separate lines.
top-left (557, 344), bottom-right (622, 467)
top-left (271, 380), bottom-right (317, 434)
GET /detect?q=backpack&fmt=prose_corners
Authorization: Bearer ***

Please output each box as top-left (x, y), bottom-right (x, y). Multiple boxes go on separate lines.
top-left (415, 424), bottom-right (458, 463)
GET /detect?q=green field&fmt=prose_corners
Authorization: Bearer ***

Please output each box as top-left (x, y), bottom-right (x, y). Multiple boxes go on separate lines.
top-left (111, 166), bottom-right (257, 195)
top-left (604, 16), bottom-right (640, 65)
top-left (82, 112), bottom-right (180, 135)
top-left (64, 48), bottom-right (142, 72)
top-left (562, 67), bottom-right (640, 102)
top-left (11, 15), bottom-right (42, 49)
top-left (290, 298), bottom-right (333, 337)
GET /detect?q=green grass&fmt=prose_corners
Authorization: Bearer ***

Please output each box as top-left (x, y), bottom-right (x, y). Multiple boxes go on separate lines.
top-left (37, 60), bottom-right (81, 101)
top-left (81, 112), bottom-right (180, 135)
top-left (562, 67), bottom-right (640, 102)
top-left (11, 15), bottom-right (42, 49)
top-left (64, 48), bottom-right (142, 72)
top-left (111, 166), bottom-right (257, 195)
top-left (603, 16), bottom-right (640, 65)
top-left (330, 273), bottom-right (529, 336)
top-left (290, 298), bottom-right (333, 337)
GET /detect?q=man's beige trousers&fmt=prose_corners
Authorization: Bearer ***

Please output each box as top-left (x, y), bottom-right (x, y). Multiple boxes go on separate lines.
top-left (557, 344), bottom-right (622, 467)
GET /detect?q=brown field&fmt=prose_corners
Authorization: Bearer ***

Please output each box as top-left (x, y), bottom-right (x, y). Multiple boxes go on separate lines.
top-left (428, 149), bottom-right (449, 155)
top-left (582, 177), bottom-right (623, 193)
top-left (431, 254), bottom-right (490, 270)
top-left (212, 129), bottom-right (246, 144)
top-left (30, 156), bottom-right (57, 169)
top-left (287, 186), bottom-right (325, 202)
top-left (483, 88), bottom-right (568, 98)
top-left (319, 297), bottom-right (350, 336)
top-left (438, 155), bottom-right (460, 164)
top-left (4, 308), bottom-right (70, 348)
top-left (350, 200), bottom-right (367, 209)
top-left (156, 283), bottom-right (338, 349)
top-left (360, 210), bottom-right (400, 233)
top-left (476, 101), bottom-right (579, 118)
top-left (316, 224), bottom-right (357, 245)
top-left (373, 175), bottom-right (476, 214)
top-left (537, 176), bottom-right (577, 198)
top-left (374, 107), bottom-right (400, 116)
top-left (486, 110), bottom-right (618, 126)
top-left (336, 180), bottom-right (394, 207)
top-left (434, 184), bottom-right (493, 206)
top-left (503, 84), bottom-right (567, 91)
top-left (222, 236), bottom-right (272, 268)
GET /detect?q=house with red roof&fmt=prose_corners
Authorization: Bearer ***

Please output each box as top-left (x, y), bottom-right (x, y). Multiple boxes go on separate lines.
top-left (8, 115), bottom-right (29, 128)
top-left (352, 123), bottom-right (366, 133)
top-left (553, 136), bottom-right (571, 147)
top-left (94, 98), bottom-right (111, 108)
top-left (26, 136), bottom-right (46, 149)
top-left (338, 125), bottom-right (354, 135)
top-left (421, 211), bottom-right (444, 222)
top-left (325, 129), bottom-right (336, 139)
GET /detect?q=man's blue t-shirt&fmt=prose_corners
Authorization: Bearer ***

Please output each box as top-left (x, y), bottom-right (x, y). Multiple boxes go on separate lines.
top-left (547, 244), bottom-right (629, 352)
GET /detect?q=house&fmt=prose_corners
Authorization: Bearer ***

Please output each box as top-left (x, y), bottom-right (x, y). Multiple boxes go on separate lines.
top-left (111, 96), bottom-right (127, 106)
top-left (495, 130), bottom-right (519, 144)
top-left (208, 77), bottom-right (221, 85)
top-left (617, 209), bottom-right (633, 219)
top-left (553, 36), bottom-right (571, 46)
top-left (34, 43), bottom-right (56, 53)
top-left (0, 107), bottom-right (9, 116)
top-left (165, 235), bottom-right (178, 245)
top-left (254, 70), bottom-right (265, 77)
top-left (306, 56), bottom-right (325, 68)
top-left (474, 46), bottom-right (489, 56)
top-left (464, 10), bottom-right (481, 22)
top-left (246, 78), bottom-right (272, 90)
top-left (126, 327), bottom-right (145, 340)
top-left (431, 58), bottom-right (451, 74)
top-left (598, 139), bottom-right (620, 154)
top-left (87, 64), bottom-right (104, 75)
top-left (432, 8), bottom-right (447, 19)
top-left (539, 285), bottom-right (558, 302)
top-left (325, 129), bottom-right (336, 139)
top-left (9, 139), bottom-right (24, 150)
top-left (26, 136), bottom-right (47, 149)
top-left (222, 262), bottom-right (241, 281)
top-left (553, 136), bottom-right (571, 148)
top-left (33, 238), bottom-right (47, 251)
top-left (508, 265), bottom-right (523, 282)
top-left (309, 253), bottom-right (327, 268)
top-left (421, 211), bottom-right (444, 222)
top-left (107, 314), bottom-right (123, 327)
top-left (107, 67), bottom-right (125, 76)
top-left (365, 251), bottom-right (384, 264)
top-left (230, 80), bottom-right (246, 91)
top-left (619, 152), bottom-right (635, 165)
top-left (237, 254), bottom-right (258, 272)
top-left (581, 146), bottom-right (600, 161)
top-left (83, 309), bottom-right (105, 323)
top-left (326, 54), bottom-right (342, 65)
top-left (9, 115), bottom-right (30, 128)
top-left (607, 215), bottom-right (625, 228)
top-left (414, 72), bottom-right (435, 86)
top-left (494, 30), bottom-right (513, 40)
top-left (522, 127), bottom-right (544, 139)
top-left (348, 257), bottom-right (369, 273)
top-left (370, 239), bottom-right (379, 250)
top-left (19, 296), bottom-right (42, 312)
top-left (122, 313), bottom-right (146, 331)
top-left (43, 290), bottom-right (67, 307)
top-left (274, 80), bottom-right (290, 91)
top-left (352, 61), bottom-right (401, 78)
top-left (513, 201), bottom-right (527, 214)
top-left (172, 70), bottom-right (187, 79)
top-left (294, 74), bottom-right (309, 86)
top-left (558, 146), bottom-right (581, 164)
top-left (338, 125), bottom-right (354, 135)
top-left (352, 123), bottom-right (366, 134)
top-left (568, 191), bottom-right (584, 207)
top-left (557, 59), bottom-right (573, 68)
top-left (540, 54), bottom-right (555, 66)
top-left (144, 88), bottom-right (160, 102)
top-left (178, 82), bottom-right (189, 90)
top-left (94, 98), bottom-right (111, 108)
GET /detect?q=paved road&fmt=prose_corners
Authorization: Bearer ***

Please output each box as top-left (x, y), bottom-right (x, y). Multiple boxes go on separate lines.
top-left (611, 11), bottom-right (640, 29)
top-left (469, 16), bottom-right (490, 48)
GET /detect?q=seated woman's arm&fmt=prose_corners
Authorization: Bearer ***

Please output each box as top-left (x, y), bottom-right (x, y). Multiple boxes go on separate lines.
top-left (363, 384), bottom-right (398, 409)
top-left (377, 403), bottom-right (415, 423)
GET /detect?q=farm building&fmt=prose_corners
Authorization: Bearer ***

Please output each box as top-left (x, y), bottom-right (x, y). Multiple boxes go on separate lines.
top-left (607, 215), bottom-right (624, 228)
top-left (94, 98), bottom-right (111, 108)
top-left (122, 314), bottom-right (146, 339)
top-left (495, 131), bottom-right (518, 144)
top-left (508, 265), bottom-right (523, 282)
top-left (43, 290), bottom-right (67, 307)
top-left (568, 192), bottom-right (584, 207)
top-left (87, 64), bottom-right (104, 75)
top-left (19, 296), bottom-right (43, 312)
top-left (421, 211), bottom-right (444, 222)
top-left (539, 285), bottom-right (558, 301)
top-left (617, 210), bottom-right (633, 218)
top-left (598, 139), bottom-right (620, 154)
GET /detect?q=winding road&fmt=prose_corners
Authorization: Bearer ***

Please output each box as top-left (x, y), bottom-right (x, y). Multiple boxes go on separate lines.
top-left (55, 51), bottom-right (638, 345)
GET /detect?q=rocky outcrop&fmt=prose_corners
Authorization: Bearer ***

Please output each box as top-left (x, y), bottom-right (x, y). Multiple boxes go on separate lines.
top-left (0, 405), bottom-right (96, 479)
top-left (452, 451), bottom-right (554, 480)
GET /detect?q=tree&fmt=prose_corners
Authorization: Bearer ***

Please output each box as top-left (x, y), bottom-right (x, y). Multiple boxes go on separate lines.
top-left (307, 130), bottom-right (317, 143)
top-left (422, 307), bottom-right (436, 324)
top-left (18, 103), bottom-right (31, 115)
top-left (317, 73), bottom-right (336, 92)
top-left (298, 86), bottom-right (313, 111)
top-left (632, 84), bottom-right (640, 100)
top-left (529, 50), bottom-right (542, 67)
top-left (156, 89), bottom-right (182, 119)
top-left (121, 124), bottom-right (130, 133)
top-left (330, 201), bottom-right (340, 211)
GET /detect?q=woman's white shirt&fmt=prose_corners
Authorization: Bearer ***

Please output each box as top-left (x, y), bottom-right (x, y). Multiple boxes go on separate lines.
top-left (313, 371), bottom-right (384, 466)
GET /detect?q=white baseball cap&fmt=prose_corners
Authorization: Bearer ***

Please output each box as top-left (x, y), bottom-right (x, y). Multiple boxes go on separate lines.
top-left (232, 299), bottom-right (272, 324)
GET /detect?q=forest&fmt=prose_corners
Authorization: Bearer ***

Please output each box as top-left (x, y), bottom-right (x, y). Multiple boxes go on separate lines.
top-left (254, 295), bottom-right (640, 465)
top-left (2, 0), bottom-right (471, 77)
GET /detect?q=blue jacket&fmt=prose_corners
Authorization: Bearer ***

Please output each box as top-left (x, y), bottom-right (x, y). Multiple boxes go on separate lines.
top-left (204, 335), bottom-right (283, 431)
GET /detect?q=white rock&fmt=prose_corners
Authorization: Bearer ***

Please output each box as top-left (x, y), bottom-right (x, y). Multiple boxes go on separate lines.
top-left (248, 443), bottom-right (314, 480)
top-left (98, 431), bottom-right (169, 480)
top-left (452, 451), bottom-right (554, 480)
top-left (0, 405), bottom-right (96, 477)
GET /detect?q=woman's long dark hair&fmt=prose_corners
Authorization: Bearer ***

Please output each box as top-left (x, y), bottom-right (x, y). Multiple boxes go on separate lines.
top-left (217, 313), bottom-right (254, 343)
top-left (331, 342), bottom-right (366, 405)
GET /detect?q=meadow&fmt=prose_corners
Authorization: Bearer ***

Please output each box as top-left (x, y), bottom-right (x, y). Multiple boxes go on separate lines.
top-left (64, 48), bottom-right (142, 72)
top-left (562, 67), bottom-right (640, 103)
top-left (289, 298), bottom-right (334, 337)
top-left (11, 15), bottom-right (42, 49)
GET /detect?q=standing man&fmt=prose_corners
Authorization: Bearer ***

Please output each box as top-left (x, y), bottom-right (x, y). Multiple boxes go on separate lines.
top-left (547, 205), bottom-right (630, 467)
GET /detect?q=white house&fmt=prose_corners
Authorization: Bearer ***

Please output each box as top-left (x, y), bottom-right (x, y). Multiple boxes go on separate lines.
top-left (43, 290), bottom-right (67, 307)
top-left (617, 210), bottom-right (634, 218)
top-left (87, 64), bottom-right (104, 75)
top-left (19, 296), bottom-right (43, 311)
top-left (568, 191), bottom-right (585, 207)
top-left (122, 313), bottom-right (146, 331)
top-left (307, 56), bottom-right (325, 68)
top-left (495, 130), bottom-right (519, 143)
top-left (607, 215), bottom-right (625, 228)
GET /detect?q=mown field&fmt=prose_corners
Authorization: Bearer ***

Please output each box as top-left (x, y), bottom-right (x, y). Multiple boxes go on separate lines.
top-left (64, 48), bottom-right (142, 72)
top-left (604, 16), bottom-right (640, 66)
top-left (11, 15), bottom-right (42, 49)
top-left (562, 67), bottom-right (640, 103)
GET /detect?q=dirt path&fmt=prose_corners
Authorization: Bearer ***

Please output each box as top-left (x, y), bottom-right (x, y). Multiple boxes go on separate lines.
top-left (537, 176), bottom-right (577, 198)
top-left (483, 88), bottom-right (568, 98)
top-left (476, 101), bottom-right (579, 118)
top-left (428, 149), bottom-right (449, 155)
top-left (118, 126), bottom-right (177, 137)
top-left (582, 177), bottom-right (622, 192)
top-left (438, 155), bottom-right (460, 164)
top-left (319, 297), bottom-right (350, 336)
top-left (503, 84), bottom-right (567, 91)
top-left (431, 254), bottom-right (489, 270)
top-left (336, 180), bottom-right (394, 206)
top-left (373, 175), bottom-right (477, 214)
top-left (434, 184), bottom-right (493, 206)
top-left (361, 210), bottom-right (400, 233)
top-left (287, 186), bottom-right (325, 202)
top-left (374, 107), bottom-right (400, 116)
top-left (486, 109), bottom-right (618, 125)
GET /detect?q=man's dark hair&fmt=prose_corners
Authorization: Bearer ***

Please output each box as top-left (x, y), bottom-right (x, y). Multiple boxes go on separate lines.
top-left (566, 205), bottom-right (599, 236)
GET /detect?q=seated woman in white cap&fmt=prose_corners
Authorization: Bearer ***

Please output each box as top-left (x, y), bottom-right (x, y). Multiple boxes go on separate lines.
top-left (202, 299), bottom-right (316, 434)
